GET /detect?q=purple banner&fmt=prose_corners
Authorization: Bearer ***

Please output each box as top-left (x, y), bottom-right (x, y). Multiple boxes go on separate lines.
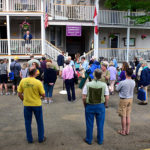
top-left (66, 25), bottom-right (82, 37)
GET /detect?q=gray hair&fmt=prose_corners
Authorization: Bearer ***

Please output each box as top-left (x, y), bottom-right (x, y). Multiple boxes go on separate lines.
top-left (94, 69), bottom-right (102, 80)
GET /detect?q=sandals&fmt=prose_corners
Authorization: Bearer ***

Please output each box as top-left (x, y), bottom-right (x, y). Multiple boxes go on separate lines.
top-left (118, 130), bottom-right (126, 136)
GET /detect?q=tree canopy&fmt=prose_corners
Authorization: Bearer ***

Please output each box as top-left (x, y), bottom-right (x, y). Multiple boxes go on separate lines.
top-left (104, 0), bottom-right (150, 24)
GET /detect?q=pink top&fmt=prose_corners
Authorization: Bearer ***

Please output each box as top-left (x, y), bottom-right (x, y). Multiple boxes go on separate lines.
top-left (62, 65), bottom-right (74, 80)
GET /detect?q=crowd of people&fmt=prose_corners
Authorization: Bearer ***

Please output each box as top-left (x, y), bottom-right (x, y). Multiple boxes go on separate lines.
top-left (0, 53), bottom-right (149, 144)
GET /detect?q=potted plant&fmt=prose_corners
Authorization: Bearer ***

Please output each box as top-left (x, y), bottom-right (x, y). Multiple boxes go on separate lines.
top-left (20, 21), bottom-right (30, 30)
top-left (141, 34), bottom-right (147, 39)
top-left (109, 33), bottom-right (115, 39)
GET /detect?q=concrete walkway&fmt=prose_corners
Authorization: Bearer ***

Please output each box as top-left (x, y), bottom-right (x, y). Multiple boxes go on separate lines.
top-left (0, 78), bottom-right (150, 150)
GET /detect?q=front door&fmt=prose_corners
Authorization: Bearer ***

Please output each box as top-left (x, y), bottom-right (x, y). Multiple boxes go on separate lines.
top-left (110, 34), bottom-right (119, 48)
top-left (0, 26), bottom-right (7, 39)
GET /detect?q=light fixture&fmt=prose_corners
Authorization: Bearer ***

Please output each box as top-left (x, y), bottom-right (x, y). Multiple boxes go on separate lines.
top-left (4, 21), bottom-right (6, 25)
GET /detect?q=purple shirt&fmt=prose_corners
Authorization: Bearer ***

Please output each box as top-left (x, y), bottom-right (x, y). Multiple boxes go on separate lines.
top-left (40, 61), bottom-right (46, 72)
top-left (62, 65), bottom-right (74, 80)
top-left (119, 71), bottom-right (126, 81)
top-left (108, 66), bottom-right (117, 80)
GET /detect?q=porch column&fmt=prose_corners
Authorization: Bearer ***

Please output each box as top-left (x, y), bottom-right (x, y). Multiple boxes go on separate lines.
top-left (41, 0), bottom-right (44, 12)
top-left (41, 15), bottom-right (45, 55)
top-left (6, 15), bottom-right (11, 70)
top-left (6, 15), bottom-right (10, 56)
top-left (126, 27), bottom-right (130, 62)
top-left (94, 0), bottom-right (99, 60)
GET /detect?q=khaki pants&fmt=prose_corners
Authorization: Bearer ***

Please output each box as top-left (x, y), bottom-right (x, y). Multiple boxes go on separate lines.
top-left (118, 99), bottom-right (133, 117)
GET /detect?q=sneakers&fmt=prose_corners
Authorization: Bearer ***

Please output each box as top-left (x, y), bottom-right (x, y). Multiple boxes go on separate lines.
top-left (5, 92), bottom-right (10, 96)
top-left (43, 100), bottom-right (49, 104)
top-left (12, 92), bottom-right (16, 95)
top-left (43, 100), bottom-right (53, 104)
top-left (49, 100), bottom-right (53, 103)
top-left (0, 93), bottom-right (3, 96)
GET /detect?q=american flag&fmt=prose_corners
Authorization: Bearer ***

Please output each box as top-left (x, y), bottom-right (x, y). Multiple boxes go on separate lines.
top-left (45, 2), bottom-right (48, 28)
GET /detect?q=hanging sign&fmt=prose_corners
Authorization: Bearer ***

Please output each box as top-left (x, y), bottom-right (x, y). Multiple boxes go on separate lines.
top-left (66, 25), bottom-right (82, 37)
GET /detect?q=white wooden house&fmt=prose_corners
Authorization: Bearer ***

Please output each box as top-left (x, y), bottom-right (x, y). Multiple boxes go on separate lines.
top-left (0, 0), bottom-right (150, 63)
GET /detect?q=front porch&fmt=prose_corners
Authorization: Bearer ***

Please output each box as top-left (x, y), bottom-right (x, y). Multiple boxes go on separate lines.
top-left (0, 39), bottom-right (41, 55)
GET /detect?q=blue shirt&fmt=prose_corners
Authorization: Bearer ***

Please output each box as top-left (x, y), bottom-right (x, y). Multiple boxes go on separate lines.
top-left (113, 59), bottom-right (118, 68)
top-left (69, 60), bottom-right (74, 67)
top-left (81, 61), bottom-right (89, 70)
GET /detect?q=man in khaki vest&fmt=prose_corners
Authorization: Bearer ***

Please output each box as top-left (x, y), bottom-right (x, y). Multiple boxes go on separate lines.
top-left (82, 69), bottom-right (109, 145)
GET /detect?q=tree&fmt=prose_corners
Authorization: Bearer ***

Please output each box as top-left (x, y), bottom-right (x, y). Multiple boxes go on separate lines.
top-left (104, 0), bottom-right (150, 24)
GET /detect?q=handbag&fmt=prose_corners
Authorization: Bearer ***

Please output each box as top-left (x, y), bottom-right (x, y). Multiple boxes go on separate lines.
top-left (137, 88), bottom-right (146, 101)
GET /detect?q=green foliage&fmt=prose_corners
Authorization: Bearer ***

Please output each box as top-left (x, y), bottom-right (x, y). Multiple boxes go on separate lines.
top-left (104, 0), bottom-right (150, 24)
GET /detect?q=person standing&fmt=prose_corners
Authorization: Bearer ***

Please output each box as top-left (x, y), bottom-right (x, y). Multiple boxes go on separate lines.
top-left (62, 60), bottom-right (76, 102)
top-left (0, 59), bottom-right (9, 95)
top-left (10, 56), bottom-right (21, 95)
top-left (138, 60), bottom-right (150, 105)
top-left (17, 67), bottom-right (46, 143)
top-left (108, 61), bottom-right (117, 95)
top-left (43, 62), bottom-right (57, 104)
top-left (28, 54), bottom-right (40, 67)
top-left (24, 30), bottom-right (32, 54)
top-left (119, 62), bottom-right (129, 81)
top-left (40, 56), bottom-right (47, 73)
top-left (82, 69), bottom-right (109, 145)
top-left (100, 63), bottom-right (110, 84)
top-left (116, 68), bottom-right (135, 136)
top-left (68, 56), bottom-right (74, 67)
top-left (20, 63), bottom-right (28, 79)
top-left (57, 51), bottom-right (65, 76)
top-left (80, 57), bottom-right (89, 71)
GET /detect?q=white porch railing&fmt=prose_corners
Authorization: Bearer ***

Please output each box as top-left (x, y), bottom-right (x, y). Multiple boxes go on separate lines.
top-left (0, 0), bottom-right (6, 11)
top-left (10, 39), bottom-right (41, 55)
top-left (82, 48), bottom-right (150, 62)
top-left (0, 39), bottom-right (8, 54)
top-left (9, 0), bottom-right (41, 12)
top-left (99, 10), bottom-right (150, 27)
top-left (49, 4), bottom-right (95, 21)
top-left (45, 40), bottom-right (61, 61)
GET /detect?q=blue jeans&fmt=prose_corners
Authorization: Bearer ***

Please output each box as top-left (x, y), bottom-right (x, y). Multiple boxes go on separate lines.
top-left (85, 103), bottom-right (105, 144)
top-left (44, 83), bottom-right (54, 98)
top-left (24, 106), bottom-right (44, 142)
top-left (65, 79), bottom-right (76, 101)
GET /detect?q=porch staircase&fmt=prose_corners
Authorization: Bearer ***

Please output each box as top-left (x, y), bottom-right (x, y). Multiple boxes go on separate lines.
top-left (45, 40), bottom-right (62, 62)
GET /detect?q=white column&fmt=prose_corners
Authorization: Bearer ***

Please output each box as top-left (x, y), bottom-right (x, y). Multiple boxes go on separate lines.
top-left (6, 15), bottom-right (11, 71)
top-left (6, 15), bottom-right (10, 55)
top-left (41, 15), bottom-right (45, 55)
top-left (126, 27), bottom-right (130, 62)
top-left (94, 0), bottom-right (99, 60)
top-left (126, 9), bottom-right (131, 62)
top-left (41, 0), bottom-right (44, 12)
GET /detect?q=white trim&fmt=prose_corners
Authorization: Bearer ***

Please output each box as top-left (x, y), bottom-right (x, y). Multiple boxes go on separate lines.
top-left (0, 12), bottom-right (43, 16)
top-left (48, 21), bottom-right (94, 26)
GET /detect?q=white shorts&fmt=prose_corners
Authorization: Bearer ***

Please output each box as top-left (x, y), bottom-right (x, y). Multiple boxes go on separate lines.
top-left (25, 44), bottom-right (31, 49)
top-left (59, 66), bottom-right (63, 71)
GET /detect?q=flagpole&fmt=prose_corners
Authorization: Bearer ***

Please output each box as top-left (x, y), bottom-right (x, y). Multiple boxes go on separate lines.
top-left (94, 0), bottom-right (99, 60)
